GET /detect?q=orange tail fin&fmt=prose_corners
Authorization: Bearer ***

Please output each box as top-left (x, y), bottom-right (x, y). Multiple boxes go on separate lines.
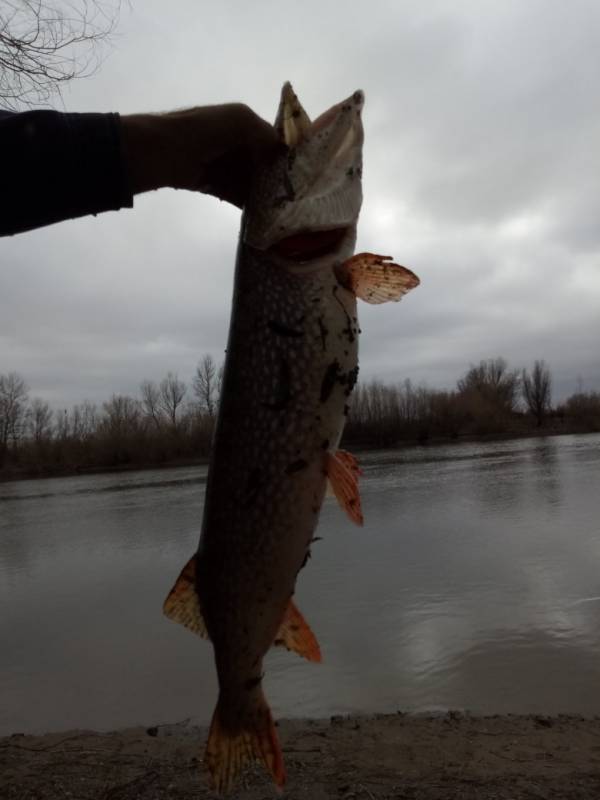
top-left (205, 690), bottom-right (286, 794)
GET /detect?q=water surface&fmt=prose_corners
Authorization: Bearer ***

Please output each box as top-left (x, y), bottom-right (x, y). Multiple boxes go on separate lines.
top-left (1, 433), bottom-right (599, 735)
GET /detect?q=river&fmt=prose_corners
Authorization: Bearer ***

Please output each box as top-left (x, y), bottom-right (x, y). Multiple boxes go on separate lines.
top-left (1, 433), bottom-right (599, 735)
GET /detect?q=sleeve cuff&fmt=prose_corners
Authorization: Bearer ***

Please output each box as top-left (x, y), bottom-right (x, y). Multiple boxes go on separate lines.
top-left (1, 110), bottom-right (134, 236)
top-left (63, 111), bottom-right (134, 216)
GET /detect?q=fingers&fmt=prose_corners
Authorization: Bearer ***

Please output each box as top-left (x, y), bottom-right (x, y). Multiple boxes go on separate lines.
top-left (123, 104), bottom-right (284, 207)
top-left (191, 105), bottom-right (283, 208)
top-left (199, 148), bottom-right (251, 209)
top-left (240, 107), bottom-right (283, 162)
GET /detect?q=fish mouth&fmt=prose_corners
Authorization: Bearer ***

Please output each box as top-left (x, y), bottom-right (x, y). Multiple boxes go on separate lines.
top-left (244, 86), bottom-right (364, 251)
top-left (276, 83), bottom-right (364, 150)
top-left (270, 227), bottom-right (349, 261)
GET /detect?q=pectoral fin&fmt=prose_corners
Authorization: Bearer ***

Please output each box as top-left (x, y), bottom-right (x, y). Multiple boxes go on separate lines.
top-left (326, 449), bottom-right (363, 525)
top-left (274, 600), bottom-right (322, 663)
top-left (163, 554), bottom-right (209, 639)
top-left (335, 253), bottom-right (420, 304)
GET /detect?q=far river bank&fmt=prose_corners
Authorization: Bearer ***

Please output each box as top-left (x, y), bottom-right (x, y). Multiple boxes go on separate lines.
top-left (0, 423), bottom-right (594, 483)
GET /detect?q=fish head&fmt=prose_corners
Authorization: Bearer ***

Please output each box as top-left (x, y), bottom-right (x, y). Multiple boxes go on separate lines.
top-left (244, 83), bottom-right (364, 262)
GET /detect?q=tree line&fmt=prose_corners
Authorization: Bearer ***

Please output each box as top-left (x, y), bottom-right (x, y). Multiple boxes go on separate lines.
top-left (346, 357), bottom-right (598, 446)
top-left (1, 356), bottom-right (599, 480)
top-left (0, 355), bottom-right (222, 479)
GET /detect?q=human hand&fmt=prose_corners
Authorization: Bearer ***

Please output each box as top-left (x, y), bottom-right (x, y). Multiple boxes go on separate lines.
top-left (121, 104), bottom-right (282, 208)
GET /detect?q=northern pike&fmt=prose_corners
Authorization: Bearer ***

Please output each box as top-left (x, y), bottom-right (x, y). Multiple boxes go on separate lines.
top-left (164, 83), bottom-right (419, 792)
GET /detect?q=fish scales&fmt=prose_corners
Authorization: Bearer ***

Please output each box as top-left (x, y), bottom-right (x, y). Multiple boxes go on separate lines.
top-left (198, 242), bottom-right (359, 658)
top-left (163, 82), bottom-right (419, 793)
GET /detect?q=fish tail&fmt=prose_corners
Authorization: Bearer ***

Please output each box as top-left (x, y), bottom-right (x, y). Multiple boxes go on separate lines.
top-left (204, 689), bottom-right (286, 793)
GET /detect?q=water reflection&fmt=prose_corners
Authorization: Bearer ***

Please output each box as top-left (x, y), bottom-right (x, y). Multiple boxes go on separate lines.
top-left (1, 434), bottom-right (600, 735)
top-left (528, 437), bottom-right (562, 508)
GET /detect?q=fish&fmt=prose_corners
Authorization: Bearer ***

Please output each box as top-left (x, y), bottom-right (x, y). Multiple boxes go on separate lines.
top-left (163, 83), bottom-right (419, 793)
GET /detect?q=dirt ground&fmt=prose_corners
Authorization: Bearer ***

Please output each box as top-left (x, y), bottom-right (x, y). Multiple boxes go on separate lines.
top-left (3, 713), bottom-right (600, 799)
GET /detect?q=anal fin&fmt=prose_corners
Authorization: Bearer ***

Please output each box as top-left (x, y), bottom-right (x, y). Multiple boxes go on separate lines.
top-left (335, 252), bottom-right (420, 304)
top-left (273, 599), bottom-right (322, 662)
top-left (163, 554), bottom-right (209, 638)
top-left (326, 449), bottom-right (363, 525)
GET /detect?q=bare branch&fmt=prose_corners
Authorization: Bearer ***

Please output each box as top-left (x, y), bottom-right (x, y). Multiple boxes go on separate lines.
top-left (0, 371), bottom-right (29, 452)
top-left (159, 373), bottom-right (186, 430)
top-left (0, 1), bottom-right (123, 110)
top-left (522, 360), bottom-right (552, 427)
top-left (457, 357), bottom-right (520, 413)
top-left (140, 379), bottom-right (164, 431)
top-left (27, 396), bottom-right (53, 442)
top-left (192, 355), bottom-right (219, 418)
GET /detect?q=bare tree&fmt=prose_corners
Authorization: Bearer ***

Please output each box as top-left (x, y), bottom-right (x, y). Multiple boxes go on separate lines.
top-left (0, 371), bottom-right (29, 451)
top-left (79, 400), bottom-right (98, 439)
top-left (398, 378), bottom-right (420, 424)
top-left (522, 360), bottom-right (552, 427)
top-left (193, 355), bottom-right (219, 417)
top-left (559, 390), bottom-right (600, 429)
top-left (69, 404), bottom-right (82, 439)
top-left (140, 379), bottom-right (164, 430)
top-left (0, 1), bottom-right (122, 109)
top-left (159, 372), bottom-right (186, 429)
top-left (27, 396), bottom-right (53, 442)
top-left (63, 401), bottom-right (96, 441)
top-left (101, 393), bottom-right (141, 435)
top-left (458, 357), bottom-right (520, 413)
top-left (55, 408), bottom-right (69, 439)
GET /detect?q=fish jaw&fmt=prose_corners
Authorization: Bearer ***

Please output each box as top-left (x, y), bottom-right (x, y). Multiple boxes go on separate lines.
top-left (244, 83), bottom-right (364, 254)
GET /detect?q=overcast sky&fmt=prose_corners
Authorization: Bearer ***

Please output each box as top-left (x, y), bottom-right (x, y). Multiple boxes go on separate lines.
top-left (2, 0), bottom-right (599, 409)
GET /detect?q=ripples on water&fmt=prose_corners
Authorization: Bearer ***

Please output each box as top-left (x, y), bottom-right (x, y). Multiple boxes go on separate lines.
top-left (1, 434), bottom-right (599, 735)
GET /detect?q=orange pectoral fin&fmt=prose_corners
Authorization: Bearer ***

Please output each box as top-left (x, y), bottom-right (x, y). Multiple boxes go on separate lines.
top-left (273, 600), bottom-right (322, 663)
top-left (335, 449), bottom-right (363, 478)
top-left (326, 449), bottom-right (364, 526)
top-left (163, 554), bottom-right (209, 639)
top-left (335, 253), bottom-right (420, 304)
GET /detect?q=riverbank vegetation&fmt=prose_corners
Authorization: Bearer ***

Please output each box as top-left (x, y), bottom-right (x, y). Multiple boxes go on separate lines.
top-left (1, 356), bottom-right (599, 481)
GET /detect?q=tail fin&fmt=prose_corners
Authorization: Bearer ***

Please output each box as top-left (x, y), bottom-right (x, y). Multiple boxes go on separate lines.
top-left (204, 690), bottom-right (286, 794)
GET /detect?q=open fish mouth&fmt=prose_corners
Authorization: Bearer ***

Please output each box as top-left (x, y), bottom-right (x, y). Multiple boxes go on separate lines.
top-left (244, 84), bottom-right (364, 252)
top-left (270, 227), bottom-right (350, 261)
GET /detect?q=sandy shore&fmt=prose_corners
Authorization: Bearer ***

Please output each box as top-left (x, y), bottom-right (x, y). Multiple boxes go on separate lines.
top-left (3, 713), bottom-right (600, 799)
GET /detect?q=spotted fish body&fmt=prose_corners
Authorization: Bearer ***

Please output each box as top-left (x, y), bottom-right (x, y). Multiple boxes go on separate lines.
top-left (164, 84), bottom-right (419, 793)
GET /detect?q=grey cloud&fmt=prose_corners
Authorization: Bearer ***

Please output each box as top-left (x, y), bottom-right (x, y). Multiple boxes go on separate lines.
top-left (1, 0), bottom-right (599, 410)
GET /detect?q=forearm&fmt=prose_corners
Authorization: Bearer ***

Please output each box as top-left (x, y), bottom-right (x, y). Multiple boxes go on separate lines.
top-left (1, 103), bottom-right (279, 237)
top-left (0, 110), bottom-right (133, 237)
top-left (119, 113), bottom-right (177, 195)
top-left (119, 104), bottom-right (274, 203)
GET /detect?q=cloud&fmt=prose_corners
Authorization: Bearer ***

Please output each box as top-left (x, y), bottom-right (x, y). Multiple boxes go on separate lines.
top-left (1, 0), bottom-right (599, 409)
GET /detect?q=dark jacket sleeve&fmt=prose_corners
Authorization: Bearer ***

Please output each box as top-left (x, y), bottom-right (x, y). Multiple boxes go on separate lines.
top-left (0, 110), bottom-right (134, 236)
